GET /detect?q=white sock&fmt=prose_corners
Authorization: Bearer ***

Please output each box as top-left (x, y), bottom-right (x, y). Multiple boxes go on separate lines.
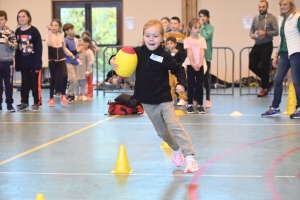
top-left (185, 155), bottom-right (195, 161)
top-left (173, 148), bottom-right (182, 154)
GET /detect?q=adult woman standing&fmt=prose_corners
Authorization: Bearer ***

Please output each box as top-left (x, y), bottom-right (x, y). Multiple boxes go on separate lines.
top-left (261, 0), bottom-right (300, 118)
top-left (198, 9), bottom-right (214, 108)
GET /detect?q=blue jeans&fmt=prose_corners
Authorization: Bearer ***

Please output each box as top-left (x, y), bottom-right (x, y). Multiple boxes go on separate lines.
top-left (272, 52), bottom-right (300, 108)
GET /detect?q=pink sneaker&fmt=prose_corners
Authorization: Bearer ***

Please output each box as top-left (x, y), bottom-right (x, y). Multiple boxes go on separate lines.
top-left (184, 159), bottom-right (198, 173)
top-left (205, 100), bottom-right (211, 108)
top-left (61, 95), bottom-right (68, 105)
top-left (172, 150), bottom-right (184, 167)
top-left (48, 98), bottom-right (55, 107)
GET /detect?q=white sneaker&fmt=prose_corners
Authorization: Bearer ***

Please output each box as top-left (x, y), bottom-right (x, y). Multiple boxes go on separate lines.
top-left (78, 96), bottom-right (83, 101)
top-left (184, 159), bottom-right (198, 173)
top-left (82, 95), bottom-right (88, 101)
top-left (177, 99), bottom-right (186, 106)
top-left (74, 95), bottom-right (79, 101)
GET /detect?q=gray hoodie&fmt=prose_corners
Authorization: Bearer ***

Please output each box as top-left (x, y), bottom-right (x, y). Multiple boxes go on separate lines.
top-left (250, 13), bottom-right (279, 45)
top-left (0, 26), bottom-right (17, 61)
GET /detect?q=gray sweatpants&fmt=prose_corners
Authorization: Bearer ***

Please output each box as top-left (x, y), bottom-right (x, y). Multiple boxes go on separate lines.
top-left (66, 63), bottom-right (78, 96)
top-left (142, 101), bottom-right (195, 157)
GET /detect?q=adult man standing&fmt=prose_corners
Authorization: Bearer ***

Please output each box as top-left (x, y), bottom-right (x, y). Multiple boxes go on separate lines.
top-left (249, 0), bottom-right (279, 97)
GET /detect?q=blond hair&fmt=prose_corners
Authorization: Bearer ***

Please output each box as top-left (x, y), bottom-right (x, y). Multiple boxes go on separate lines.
top-left (186, 19), bottom-right (201, 37)
top-left (279, 0), bottom-right (297, 16)
top-left (143, 19), bottom-right (164, 37)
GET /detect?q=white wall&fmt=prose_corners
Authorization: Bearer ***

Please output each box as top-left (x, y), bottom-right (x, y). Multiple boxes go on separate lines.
top-left (0, 0), bottom-right (51, 67)
top-left (197, 0), bottom-right (300, 80)
top-left (1, 0), bottom-right (300, 80)
top-left (123, 0), bottom-right (182, 46)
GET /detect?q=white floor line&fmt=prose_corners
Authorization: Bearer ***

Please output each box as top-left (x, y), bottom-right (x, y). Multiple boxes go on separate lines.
top-left (0, 113), bottom-right (282, 116)
top-left (104, 122), bottom-right (300, 126)
top-left (0, 121), bottom-right (299, 125)
top-left (0, 172), bottom-right (295, 178)
top-left (0, 122), bottom-right (93, 124)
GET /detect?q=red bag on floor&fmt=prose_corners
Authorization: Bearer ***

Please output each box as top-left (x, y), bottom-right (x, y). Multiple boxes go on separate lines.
top-left (108, 101), bottom-right (144, 115)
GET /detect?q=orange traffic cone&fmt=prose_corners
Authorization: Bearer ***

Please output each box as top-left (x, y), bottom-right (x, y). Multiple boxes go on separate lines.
top-left (36, 194), bottom-right (45, 200)
top-left (111, 145), bottom-right (133, 174)
top-left (160, 141), bottom-right (171, 149)
top-left (284, 83), bottom-right (297, 115)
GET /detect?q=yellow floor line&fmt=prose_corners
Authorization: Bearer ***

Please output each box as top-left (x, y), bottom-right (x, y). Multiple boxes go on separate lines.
top-left (0, 115), bottom-right (119, 166)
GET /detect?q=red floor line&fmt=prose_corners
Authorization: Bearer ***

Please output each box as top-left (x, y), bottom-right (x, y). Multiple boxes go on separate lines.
top-left (265, 147), bottom-right (300, 200)
top-left (188, 132), bottom-right (300, 200)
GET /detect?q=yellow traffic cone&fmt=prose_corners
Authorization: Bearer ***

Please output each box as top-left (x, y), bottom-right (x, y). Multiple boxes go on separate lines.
top-left (36, 194), bottom-right (45, 200)
top-left (160, 141), bottom-right (171, 149)
top-left (111, 145), bottom-right (134, 174)
top-left (284, 83), bottom-right (297, 115)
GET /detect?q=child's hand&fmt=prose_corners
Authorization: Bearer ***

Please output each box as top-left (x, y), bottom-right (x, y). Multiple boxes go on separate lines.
top-left (110, 56), bottom-right (118, 71)
top-left (175, 85), bottom-right (184, 93)
top-left (272, 57), bottom-right (278, 68)
top-left (47, 25), bottom-right (52, 31)
top-left (70, 55), bottom-right (75, 59)
top-left (2, 35), bottom-right (8, 44)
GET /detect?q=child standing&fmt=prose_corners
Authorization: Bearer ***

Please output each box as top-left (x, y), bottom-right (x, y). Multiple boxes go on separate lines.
top-left (63, 23), bottom-right (81, 103)
top-left (81, 31), bottom-right (98, 100)
top-left (46, 19), bottom-right (74, 107)
top-left (15, 9), bottom-right (43, 112)
top-left (77, 37), bottom-right (94, 101)
top-left (160, 17), bottom-right (171, 33)
top-left (165, 36), bottom-right (187, 105)
top-left (199, 9), bottom-right (214, 108)
top-left (184, 19), bottom-right (207, 114)
top-left (164, 17), bottom-right (186, 56)
top-left (0, 10), bottom-right (17, 112)
top-left (110, 19), bottom-right (198, 173)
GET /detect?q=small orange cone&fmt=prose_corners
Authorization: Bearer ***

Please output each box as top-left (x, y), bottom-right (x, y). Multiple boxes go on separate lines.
top-left (284, 83), bottom-right (297, 115)
top-left (160, 141), bottom-right (171, 149)
top-left (111, 145), bottom-right (134, 174)
top-left (36, 194), bottom-right (45, 200)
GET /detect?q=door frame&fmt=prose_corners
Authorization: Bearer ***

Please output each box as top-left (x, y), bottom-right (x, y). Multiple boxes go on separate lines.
top-left (52, 0), bottom-right (123, 45)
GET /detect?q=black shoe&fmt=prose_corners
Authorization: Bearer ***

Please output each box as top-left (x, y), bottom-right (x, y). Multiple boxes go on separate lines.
top-left (0, 104), bottom-right (2, 112)
top-left (187, 105), bottom-right (194, 114)
top-left (32, 104), bottom-right (40, 112)
top-left (17, 103), bottom-right (28, 111)
top-left (197, 105), bottom-right (206, 114)
top-left (7, 104), bottom-right (16, 112)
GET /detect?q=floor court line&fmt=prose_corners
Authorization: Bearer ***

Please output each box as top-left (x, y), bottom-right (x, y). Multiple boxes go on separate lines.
top-left (1, 122), bottom-right (299, 126)
top-left (104, 122), bottom-right (300, 126)
top-left (0, 122), bottom-right (94, 124)
top-left (0, 115), bottom-right (119, 166)
top-left (265, 147), bottom-right (300, 200)
top-left (188, 132), bottom-right (300, 200)
top-left (1, 113), bottom-right (285, 116)
top-left (1, 172), bottom-right (296, 178)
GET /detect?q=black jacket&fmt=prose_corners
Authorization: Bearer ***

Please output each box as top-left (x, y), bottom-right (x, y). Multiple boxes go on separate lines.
top-left (132, 45), bottom-right (187, 104)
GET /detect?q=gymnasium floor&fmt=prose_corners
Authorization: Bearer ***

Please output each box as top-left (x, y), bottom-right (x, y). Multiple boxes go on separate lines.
top-left (0, 88), bottom-right (300, 200)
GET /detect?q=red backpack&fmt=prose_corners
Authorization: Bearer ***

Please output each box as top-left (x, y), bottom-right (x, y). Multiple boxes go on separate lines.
top-left (107, 101), bottom-right (144, 115)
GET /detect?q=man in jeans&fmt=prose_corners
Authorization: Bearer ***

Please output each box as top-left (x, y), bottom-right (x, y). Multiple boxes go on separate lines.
top-left (249, 0), bottom-right (278, 97)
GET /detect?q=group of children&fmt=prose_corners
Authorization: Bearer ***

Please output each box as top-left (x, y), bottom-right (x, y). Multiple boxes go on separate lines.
top-left (161, 11), bottom-right (214, 114)
top-left (0, 9), bottom-right (96, 112)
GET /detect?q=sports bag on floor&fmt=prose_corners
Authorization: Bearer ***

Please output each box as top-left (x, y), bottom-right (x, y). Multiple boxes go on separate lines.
top-left (107, 101), bottom-right (144, 115)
